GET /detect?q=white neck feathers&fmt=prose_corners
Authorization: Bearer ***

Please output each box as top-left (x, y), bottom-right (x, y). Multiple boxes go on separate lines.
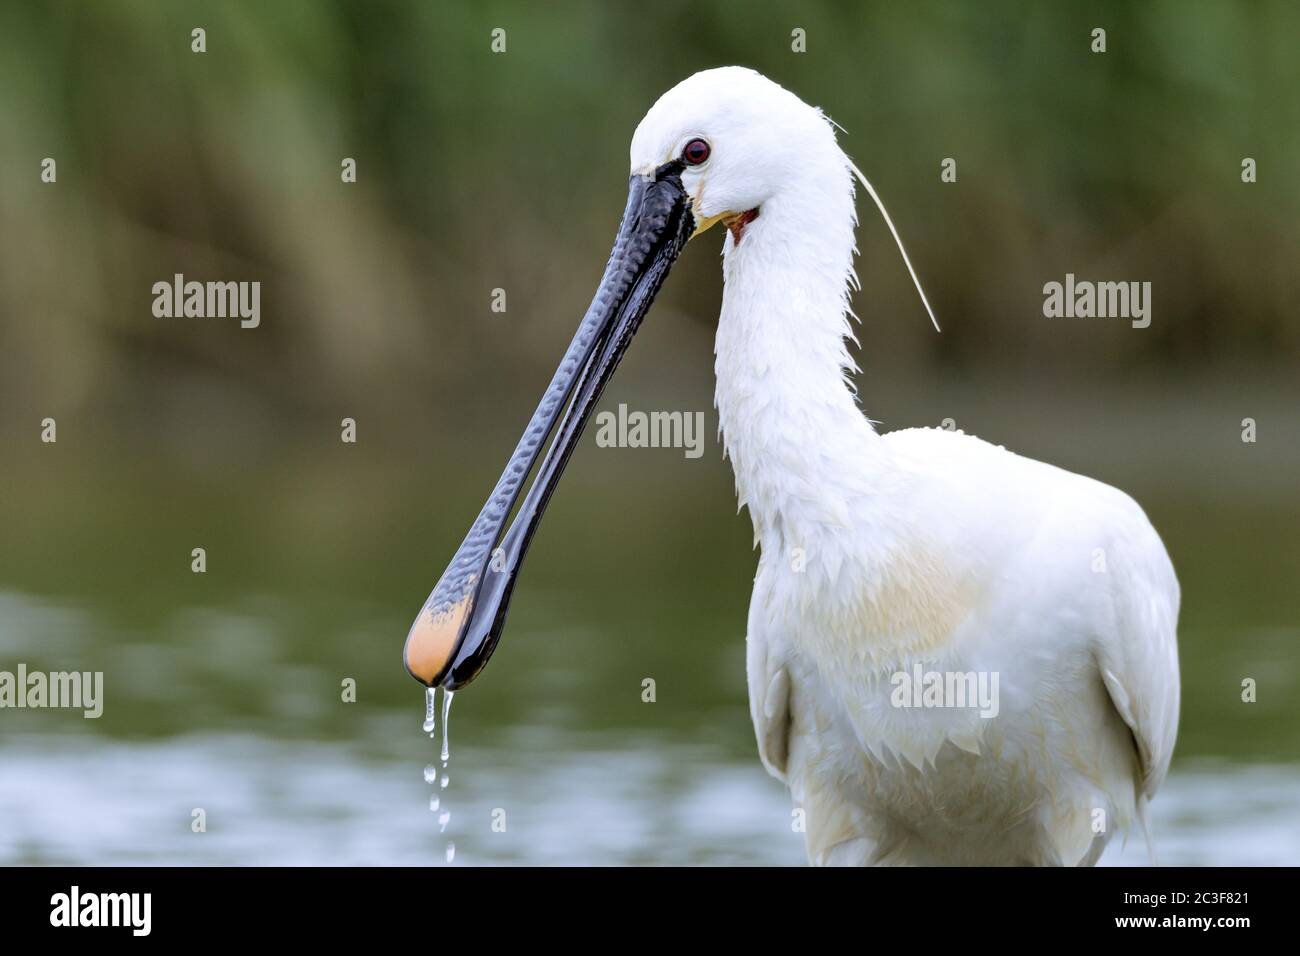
top-left (714, 159), bottom-right (887, 553)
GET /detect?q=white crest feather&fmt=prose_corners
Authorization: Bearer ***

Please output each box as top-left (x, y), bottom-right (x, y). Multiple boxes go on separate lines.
top-left (847, 157), bottom-right (941, 333)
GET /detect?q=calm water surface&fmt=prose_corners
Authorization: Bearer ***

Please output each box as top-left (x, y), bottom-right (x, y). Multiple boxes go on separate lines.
top-left (3, 727), bottom-right (1297, 865)
top-left (1, 430), bottom-right (1297, 865)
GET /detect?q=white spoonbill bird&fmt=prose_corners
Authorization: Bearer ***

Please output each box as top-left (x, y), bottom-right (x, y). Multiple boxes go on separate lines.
top-left (404, 67), bottom-right (1180, 866)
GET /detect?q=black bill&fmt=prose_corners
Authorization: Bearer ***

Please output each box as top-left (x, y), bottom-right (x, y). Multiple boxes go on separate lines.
top-left (404, 160), bottom-right (695, 690)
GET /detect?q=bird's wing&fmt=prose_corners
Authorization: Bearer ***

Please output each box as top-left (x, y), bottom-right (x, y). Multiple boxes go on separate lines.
top-left (1095, 531), bottom-right (1181, 800)
top-left (746, 596), bottom-right (791, 782)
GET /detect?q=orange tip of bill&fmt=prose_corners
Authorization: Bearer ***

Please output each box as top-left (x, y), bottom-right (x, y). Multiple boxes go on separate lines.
top-left (403, 588), bottom-right (474, 686)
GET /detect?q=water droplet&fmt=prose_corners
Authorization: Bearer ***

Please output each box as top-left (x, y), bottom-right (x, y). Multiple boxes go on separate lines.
top-left (422, 686), bottom-right (436, 734)
top-left (440, 689), bottom-right (454, 764)
top-left (416, 685), bottom-right (459, 864)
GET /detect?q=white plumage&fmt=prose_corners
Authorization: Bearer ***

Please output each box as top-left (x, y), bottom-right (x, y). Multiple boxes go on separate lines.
top-left (631, 67), bottom-right (1180, 865)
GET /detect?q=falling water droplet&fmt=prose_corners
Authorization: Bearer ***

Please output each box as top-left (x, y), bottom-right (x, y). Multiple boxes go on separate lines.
top-left (422, 686), bottom-right (436, 734)
top-left (440, 689), bottom-right (454, 764)
top-left (416, 686), bottom-right (460, 864)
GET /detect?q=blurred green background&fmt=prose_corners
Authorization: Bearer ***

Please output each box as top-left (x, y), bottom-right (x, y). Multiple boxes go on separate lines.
top-left (0, 1), bottom-right (1297, 864)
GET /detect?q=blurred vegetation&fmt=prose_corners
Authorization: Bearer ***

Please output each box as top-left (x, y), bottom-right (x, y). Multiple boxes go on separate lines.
top-left (1, 0), bottom-right (1298, 455)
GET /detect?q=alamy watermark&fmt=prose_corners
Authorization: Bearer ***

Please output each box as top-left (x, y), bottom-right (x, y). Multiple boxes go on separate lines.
top-left (50, 886), bottom-right (150, 936)
top-left (890, 664), bottom-right (1000, 718)
top-left (594, 403), bottom-right (706, 459)
top-left (0, 664), bottom-right (103, 718)
top-left (1042, 273), bottom-right (1151, 328)
top-left (152, 273), bottom-right (261, 329)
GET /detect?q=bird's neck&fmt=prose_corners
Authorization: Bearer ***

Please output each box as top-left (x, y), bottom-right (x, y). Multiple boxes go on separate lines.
top-left (714, 187), bottom-right (891, 557)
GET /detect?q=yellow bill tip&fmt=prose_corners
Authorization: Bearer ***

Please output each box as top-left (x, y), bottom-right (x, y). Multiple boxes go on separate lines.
top-left (403, 590), bottom-right (474, 686)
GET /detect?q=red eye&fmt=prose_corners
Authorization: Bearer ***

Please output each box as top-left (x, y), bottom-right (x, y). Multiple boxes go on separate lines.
top-left (682, 138), bottom-right (711, 166)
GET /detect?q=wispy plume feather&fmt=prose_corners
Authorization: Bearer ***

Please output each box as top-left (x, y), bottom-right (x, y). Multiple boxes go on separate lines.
top-left (847, 158), bottom-right (942, 333)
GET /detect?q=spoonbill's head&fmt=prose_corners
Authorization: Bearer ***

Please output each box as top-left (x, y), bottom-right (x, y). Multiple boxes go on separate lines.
top-left (629, 66), bottom-right (849, 245)
top-left (404, 67), bottom-right (930, 690)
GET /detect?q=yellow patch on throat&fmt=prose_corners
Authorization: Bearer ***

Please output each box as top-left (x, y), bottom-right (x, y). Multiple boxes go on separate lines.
top-left (692, 210), bottom-right (731, 237)
top-left (689, 183), bottom-right (727, 238)
top-left (692, 207), bottom-right (760, 243)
